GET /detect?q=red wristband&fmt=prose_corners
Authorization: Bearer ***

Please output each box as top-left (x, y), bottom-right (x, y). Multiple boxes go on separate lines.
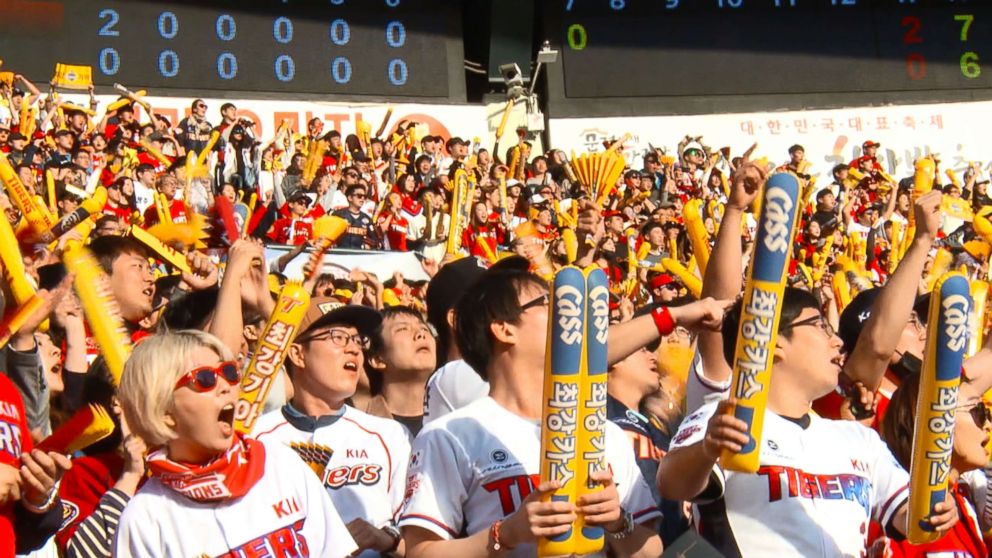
top-left (491, 519), bottom-right (513, 551)
top-left (652, 306), bottom-right (675, 336)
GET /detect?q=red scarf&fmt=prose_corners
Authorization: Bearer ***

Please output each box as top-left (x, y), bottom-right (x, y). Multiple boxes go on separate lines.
top-left (146, 434), bottom-right (265, 503)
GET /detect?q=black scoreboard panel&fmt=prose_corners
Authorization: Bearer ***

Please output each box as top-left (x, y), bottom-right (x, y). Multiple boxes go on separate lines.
top-left (0, 0), bottom-right (463, 100)
top-left (542, 0), bottom-right (992, 117)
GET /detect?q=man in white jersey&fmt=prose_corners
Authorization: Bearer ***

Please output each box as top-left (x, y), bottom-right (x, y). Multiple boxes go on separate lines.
top-left (254, 299), bottom-right (410, 557)
top-left (658, 287), bottom-right (958, 557)
top-left (400, 260), bottom-right (729, 556)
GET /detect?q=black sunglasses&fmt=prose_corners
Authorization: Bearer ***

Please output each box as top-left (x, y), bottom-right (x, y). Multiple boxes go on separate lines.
top-left (959, 402), bottom-right (992, 429)
top-left (520, 293), bottom-right (549, 311)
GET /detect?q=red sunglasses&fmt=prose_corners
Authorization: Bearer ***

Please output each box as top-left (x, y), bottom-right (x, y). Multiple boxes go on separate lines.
top-left (174, 361), bottom-right (241, 392)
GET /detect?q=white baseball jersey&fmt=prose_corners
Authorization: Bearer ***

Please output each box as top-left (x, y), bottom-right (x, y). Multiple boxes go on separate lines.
top-left (114, 441), bottom-right (357, 558)
top-left (399, 396), bottom-right (661, 557)
top-left (422, 359), bottom-right (489, 425)
top-left (669, 401), bottom-right (910, 558)
top-left (253, 404), bottom-right (410, 556)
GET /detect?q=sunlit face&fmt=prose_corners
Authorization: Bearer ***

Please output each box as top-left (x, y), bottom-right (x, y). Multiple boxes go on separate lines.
top-left (778, 308), bottom-right (844, 398)
top-left (110, 252), bottom-right (155, 322)
top-left (167, 346), bottom-right (239, 463)
top-left (952, 385), bottom-right (991, 472)
top-left (374, 314), bottom-right (436, 374)
top-left (294, 325), bottom-right (366, 403)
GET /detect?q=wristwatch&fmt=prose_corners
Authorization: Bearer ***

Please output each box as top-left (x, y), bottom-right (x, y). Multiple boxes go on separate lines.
top-left (382, 524), bottom-right (402, 554)
top-left (607, 509), bottom-right (635, 540)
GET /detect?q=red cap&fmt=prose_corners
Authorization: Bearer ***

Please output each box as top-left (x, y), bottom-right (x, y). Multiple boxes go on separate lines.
top-left (603, 210), bottom-right (622, 219)
top-left (649, 273), bottom-right (677, 290)
top-left (862, 140), bottom-right (880, 149)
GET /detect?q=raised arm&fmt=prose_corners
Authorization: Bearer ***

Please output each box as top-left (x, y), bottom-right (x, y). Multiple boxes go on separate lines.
top-left (843, 190), bottom-right (940, 390)
top-left (694, 160), bottom-right (765, 385)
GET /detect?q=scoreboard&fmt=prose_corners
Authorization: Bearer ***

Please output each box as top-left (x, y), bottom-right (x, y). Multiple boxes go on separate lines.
top-left (542, 0), bottom-right (992, 116)
top-left (0, 0), bottom-right (463, 100)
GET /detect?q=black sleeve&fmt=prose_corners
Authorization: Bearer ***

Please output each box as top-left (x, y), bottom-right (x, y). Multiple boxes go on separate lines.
top-left (61, 370), bottom-right (89, 414)
top-left (14, 498), bottom-right (64, 553)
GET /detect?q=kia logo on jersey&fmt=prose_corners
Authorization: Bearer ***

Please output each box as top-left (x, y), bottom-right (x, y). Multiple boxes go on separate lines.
top-left (491, 450), bottom-right (507, 463)
top-left (323, 463), bottom-right (383, 489)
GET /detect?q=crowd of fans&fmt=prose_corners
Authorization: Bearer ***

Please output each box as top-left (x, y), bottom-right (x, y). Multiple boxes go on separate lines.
top-left (0, 65), bottom-right (991, 558)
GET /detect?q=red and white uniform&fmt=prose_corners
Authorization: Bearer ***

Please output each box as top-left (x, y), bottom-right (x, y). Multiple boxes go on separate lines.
top-left (670, 401), bottom-right (910, 557)
top-left (113, 441), bottom-right (357, 558)
top-left (253, 405), bottom-right (410, 558)
top-left (398, 396), bottom-right (660, 557)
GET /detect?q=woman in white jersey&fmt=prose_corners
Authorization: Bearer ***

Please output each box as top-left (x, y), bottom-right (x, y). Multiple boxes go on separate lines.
top-left (113, 331), bottom-right (357, 557)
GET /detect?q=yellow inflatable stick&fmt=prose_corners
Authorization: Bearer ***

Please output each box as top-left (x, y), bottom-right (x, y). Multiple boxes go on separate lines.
top-left (562, 228), bottom-right (578, 265)
top-left (234, 281), bottom-right (310, 434)
top-left (126, 225), bottom-right (192, 274)
top-left (0, 205), bottom-right (37, 307)
top-left (571, 267), bottom-right (610, 555)
top-left (0, 151), bottom-right (55, 238)
top-left (660, 258), bottom-right (702, 298)
top-left (539, 266), bottom-right (585, 557)
top-left (304, 216), bottom-right (349, 282)
top-left (0, 295), bottom-right (45, 348)
top-left (968, 281), bottom-right (990, 358)
top-left (722, 173), bottom-right (802, 473)
top-left (907, 272), bottom-right (970, 544)
top-left (62, 242), bottom-right (133, 384)
top-left (683, 199), bottom-right (710, 275)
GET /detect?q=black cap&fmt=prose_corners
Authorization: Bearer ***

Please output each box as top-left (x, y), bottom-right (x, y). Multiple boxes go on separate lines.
top-left (838, 288), bottom-right (931, 354)
top-left (425, 256), bottom-right (489, 332)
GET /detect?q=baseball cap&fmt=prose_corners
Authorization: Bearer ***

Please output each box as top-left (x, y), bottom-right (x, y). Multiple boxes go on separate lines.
top-left (862, 140), bottom-right (881, 149)
top-left (296, 297), bottom-right (382, 342)
top-left (838, 288), bottom-right (930, 354)
top-left (649, 273), bottom-right (678, 290)
top-left (425, 256), bottom-right (489, 333)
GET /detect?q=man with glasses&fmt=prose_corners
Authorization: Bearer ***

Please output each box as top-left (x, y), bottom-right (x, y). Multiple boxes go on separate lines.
top-left (659, 287), bottom-right (957, 557)
top-left (333, 184), bottom-right (378, 250)
top-left (175, 99), bottom-right (213, 154)
top-left (255, 302), bottom-right (410, 558)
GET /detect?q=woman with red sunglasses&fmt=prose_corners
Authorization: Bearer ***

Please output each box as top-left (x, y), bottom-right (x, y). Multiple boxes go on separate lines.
top-left (113, 330), bottom-right (357, 557)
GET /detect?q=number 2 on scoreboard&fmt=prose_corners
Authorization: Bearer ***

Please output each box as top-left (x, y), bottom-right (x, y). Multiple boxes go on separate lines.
top-left (901, 16), bottom-right (926, 80)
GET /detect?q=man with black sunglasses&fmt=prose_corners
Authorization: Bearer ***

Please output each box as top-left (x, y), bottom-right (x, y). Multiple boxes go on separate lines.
top-left (255, 300), bottom-right (411, 557)
top-left (332, 184), bottom-right (378, 250)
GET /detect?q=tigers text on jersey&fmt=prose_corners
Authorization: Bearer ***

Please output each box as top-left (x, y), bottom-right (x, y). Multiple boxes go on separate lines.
top-left (399, 396), bottom-right (661, 558)
top-left (253, 405), bottom-right (410, 529)
top-left (113, 441), bottom-right (357, 558)
top-left (670, 401), bottom-right (910, 558)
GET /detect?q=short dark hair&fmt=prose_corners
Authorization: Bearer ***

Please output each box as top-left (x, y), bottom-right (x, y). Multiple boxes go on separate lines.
top-left (365, 306), bottom-right (428, 395)
top-left (641, 221), bottom-right (663, 237)
top-left (832, 163), bottom-right (849, 177)
top-left (94, 215), bottom-right (119, 230)
top-left (721, 287), bottom-right (821, 367)
top-left (788, 144), bottom-right (805, 154)
top-left (87, 235), bottom-right (148, 275)
top-left (345, 183), bottom-right (366, 197)
top-left (454, 269), bottom-right (547, 379)
top-left (220, 102), bottom-right (236, 112)
top-left (135, 162), bottom-right (156, 175)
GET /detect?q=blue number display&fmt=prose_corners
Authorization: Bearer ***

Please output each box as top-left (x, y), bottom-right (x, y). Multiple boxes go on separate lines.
top-left (216, 14), bottom-right (236, 41)
top-left (158, 50), bottom-right (179, 77)
top-left (217, 52), bottom-right (238, 79)
top-left (99, 47), bottom-right (120, 75)
top-left (385, 21), bottom-right (406, 47)
top-left (329, 19), bottom-right (350, 45)
top-left (388, 58), bottom-right (408, 85)
top-left (275, 55), bottom-right (296, 81)
top-left (331, 57), bottom-right (352, 83)
top-left (158, 11), bottom-right (178, 39)
top-left (273, 17), bottom-right (293, 43)
top-left (98, 9), bottom-right (120, 37)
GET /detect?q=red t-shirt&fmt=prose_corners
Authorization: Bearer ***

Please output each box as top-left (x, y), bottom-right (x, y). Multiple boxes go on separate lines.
top-left (885, 482), bottom-right (987, 558)
top-left (462, 224), bottom-right (501, 260)
top-left (0, 374), bottom-right (32, 558)
top-left (142, 199), bottom-right (188, 227)
top-left (54, 452), bottom-right (125, 551)
top-left (378, 212), bottom-right (409, 251)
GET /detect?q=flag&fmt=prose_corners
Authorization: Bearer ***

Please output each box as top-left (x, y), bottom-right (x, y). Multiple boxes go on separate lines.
top-left (52, 63), bottom-right (92, 90)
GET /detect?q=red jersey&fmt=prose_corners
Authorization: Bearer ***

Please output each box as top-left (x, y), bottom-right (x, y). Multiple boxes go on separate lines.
top-left (142, 199), bottom-right (188, 227)
top-left (0, 374), bottom-right (32, 558)
top-left (268, 207), bottom-right (325, 245)
top-left (378, 212), bottom-right (409, 251)
top-left (462, 224), bottom-right (502, 260)
top-left (886, 482), bottom-right (986, 558)
top-left (54, 452), bottom-right (125, 550)
top-left (102, 202), bottom-right (131, 222)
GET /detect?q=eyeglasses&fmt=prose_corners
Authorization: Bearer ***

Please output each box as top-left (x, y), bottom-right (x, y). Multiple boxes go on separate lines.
top-left (957, 402), bottom-right (992, 429)
top-left (350, 192), bottom-right (367, 199)
top-left (195, 104), bottom-right (207, 109)
top-left (520, 293), bottom-right (550, 312)
top-left (174, 361), bottom-right (241, 392)
top-left (300, 328), bottom-right (370, 350)
top-left (780, 314), bottom-right (835, 337)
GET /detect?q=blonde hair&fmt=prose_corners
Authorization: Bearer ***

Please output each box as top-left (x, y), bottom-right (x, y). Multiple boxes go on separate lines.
top-left (118, 330), bottom-right (234, 446)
